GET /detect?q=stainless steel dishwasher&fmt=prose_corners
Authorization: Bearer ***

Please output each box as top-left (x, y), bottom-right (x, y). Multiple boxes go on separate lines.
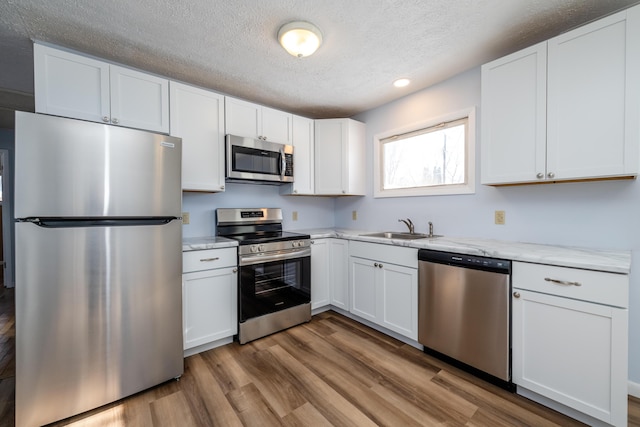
top-left (418, 249), bottom-right (512, 387)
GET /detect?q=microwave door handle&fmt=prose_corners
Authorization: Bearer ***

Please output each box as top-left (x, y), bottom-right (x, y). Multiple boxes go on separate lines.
top-left (280, 147), bottom-right (286, 181)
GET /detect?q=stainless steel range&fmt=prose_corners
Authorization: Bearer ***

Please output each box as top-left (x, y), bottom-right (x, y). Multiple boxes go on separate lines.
top-left (216, 208), bottom-right (311, 344)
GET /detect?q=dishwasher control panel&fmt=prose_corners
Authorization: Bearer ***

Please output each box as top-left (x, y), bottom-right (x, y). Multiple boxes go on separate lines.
top-left (419, 249), bottom-right (511, 274)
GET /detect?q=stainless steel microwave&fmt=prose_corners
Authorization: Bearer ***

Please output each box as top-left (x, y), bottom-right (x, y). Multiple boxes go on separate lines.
top-left (226, 134), bottom-right (294, 184)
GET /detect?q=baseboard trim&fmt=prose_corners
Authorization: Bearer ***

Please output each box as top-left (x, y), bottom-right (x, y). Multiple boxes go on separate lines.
top-left (629, 380), bottom-right (640, 398)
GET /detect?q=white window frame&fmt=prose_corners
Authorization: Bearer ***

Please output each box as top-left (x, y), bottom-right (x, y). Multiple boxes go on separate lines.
top-left (373, 107), bottom-right (476, 198)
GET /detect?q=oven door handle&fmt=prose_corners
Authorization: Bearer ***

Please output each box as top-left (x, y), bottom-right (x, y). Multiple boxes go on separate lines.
top-left (239, 247), bottom-right (311, 266)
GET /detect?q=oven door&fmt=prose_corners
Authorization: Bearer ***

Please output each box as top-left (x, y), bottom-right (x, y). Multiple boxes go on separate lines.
top-left (238, 248), bottom-right (311, 322)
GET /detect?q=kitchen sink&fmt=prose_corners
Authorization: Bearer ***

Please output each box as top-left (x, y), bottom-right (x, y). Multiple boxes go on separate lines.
top-left (361, 231), bottom-right (441, 240)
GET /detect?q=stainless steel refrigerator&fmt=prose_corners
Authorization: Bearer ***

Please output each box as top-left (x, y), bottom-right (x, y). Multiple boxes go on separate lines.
top-left (14, 112), bottom-right (184, 427)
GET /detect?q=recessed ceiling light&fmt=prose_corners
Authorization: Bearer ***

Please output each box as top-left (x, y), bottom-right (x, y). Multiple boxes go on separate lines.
top-left (393, 78), bottom-right (410, 88)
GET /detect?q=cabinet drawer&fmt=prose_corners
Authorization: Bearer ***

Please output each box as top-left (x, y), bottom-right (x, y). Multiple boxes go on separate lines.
top-left (513, 262), bottom-right (628, 308)
top-left (183, 248), bottom-right (237, 273)
top-left (349, 241), bottom-right (417, 268)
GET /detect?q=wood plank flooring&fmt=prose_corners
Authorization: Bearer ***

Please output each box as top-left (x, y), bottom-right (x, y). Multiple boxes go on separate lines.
top-left (1, 292), bottom-right (639, 426)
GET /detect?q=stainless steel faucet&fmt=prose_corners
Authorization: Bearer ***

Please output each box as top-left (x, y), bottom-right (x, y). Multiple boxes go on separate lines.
top-left (398, 218), bottom-right (414, 234)
top-left (428, 221), bottom-right (434, 237)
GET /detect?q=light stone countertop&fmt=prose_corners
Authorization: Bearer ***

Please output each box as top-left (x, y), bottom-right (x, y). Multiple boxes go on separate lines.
top-left (291, 228), bottom-right (631, 274)
top-left (182, 236), bottom-right (238, 252)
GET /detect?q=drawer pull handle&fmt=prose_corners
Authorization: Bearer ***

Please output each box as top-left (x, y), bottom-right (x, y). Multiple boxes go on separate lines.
top-left (544, 277), bottom-right (581, 287)
top-left (200, 257), bottom-right (220, 262)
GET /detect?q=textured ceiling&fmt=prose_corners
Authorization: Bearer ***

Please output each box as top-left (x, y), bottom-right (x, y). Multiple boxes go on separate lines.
top-left (0, 0), bottom-right (639, 127)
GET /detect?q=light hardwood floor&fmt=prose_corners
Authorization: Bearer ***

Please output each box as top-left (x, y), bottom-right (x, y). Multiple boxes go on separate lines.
top-left (1, 294), bottom-right (639, 426)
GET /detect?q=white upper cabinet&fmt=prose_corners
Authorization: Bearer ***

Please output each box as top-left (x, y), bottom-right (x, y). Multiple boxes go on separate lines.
top-left (224, 96), bottom-right (293, 144)
top-left (481, 42), bottom-right (547, 184)
top-left (34, 43), bottom-right (169, 133)
top-left (281, 114), bottom-right (315, 195)
top-left (170, 82), bottom-right (226, 192)
top-left (314, 118), bottom-right (366, 196)
top-left (547, 9), bottom-right (638, 181)
top-left (481, 5), bottom-right (640, 185)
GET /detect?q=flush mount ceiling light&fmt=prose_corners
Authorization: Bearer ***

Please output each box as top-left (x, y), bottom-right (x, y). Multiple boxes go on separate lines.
top-left (393, 78), bottom-right (411, 88)
top-left (278, 21), bottom-right (323, 58)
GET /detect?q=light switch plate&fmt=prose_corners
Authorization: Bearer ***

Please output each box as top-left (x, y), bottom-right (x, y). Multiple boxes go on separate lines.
top-left (495, 210), bottom-right (505, 225)
top-left (182, 212), bottom-right (190, 224)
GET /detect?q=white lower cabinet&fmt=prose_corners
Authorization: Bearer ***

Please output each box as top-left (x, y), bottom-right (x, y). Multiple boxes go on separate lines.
top-left (512, 261), bottom-right (628, 427)
top-left (329, 239), bottom-right (349, 310)
top-left (182, 248), bottom-right (238, 354)
top-left (310, 238), bottom-right (349, 311)
top-left (349, 241), bottom-right (418, 340)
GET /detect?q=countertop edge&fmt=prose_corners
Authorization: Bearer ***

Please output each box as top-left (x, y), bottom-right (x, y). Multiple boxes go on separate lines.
top-left (291, 228), bottom-right (631, 274)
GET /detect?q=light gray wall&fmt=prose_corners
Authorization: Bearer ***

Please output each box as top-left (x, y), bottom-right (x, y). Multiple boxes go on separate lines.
top-left (181, 183), bottom-right (335, 237)
top-left (337, 67), bottom-right (640, 384)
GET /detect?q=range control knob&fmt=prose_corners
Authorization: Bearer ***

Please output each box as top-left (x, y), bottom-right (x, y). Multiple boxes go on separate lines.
top-left (250, 245), bottom-right (259, 253)
top-left (258, 245), bottom-right (265, 252)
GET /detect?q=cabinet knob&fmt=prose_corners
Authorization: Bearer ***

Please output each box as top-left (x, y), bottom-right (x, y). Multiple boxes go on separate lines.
top-left (310, 240), bottom-right (315, 244)
top-left (102, 116), bottom-right (110, 123)
top-left (374, 263), bottom-right (378, 267)
top-left (232, 268), bottom-right (237, 273)
top-left (513, 292), bottom-right (520, 298)
top-left (220, 185), bottom-right (225, 190)
top-left (378, 263), bottom-right (383, 268)
top-left (547, 172), bottom-right (555, 179)
top-left (111, 118), bottom-right (119, 124)
top-left (293, 190), bottom-right (298, 194)
top-left (536, 173), bottom-right (544, 179)
top-left (342, 190), bottom-right (346, 194)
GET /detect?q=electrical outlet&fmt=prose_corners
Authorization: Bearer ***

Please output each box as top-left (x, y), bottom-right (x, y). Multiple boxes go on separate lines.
top-left (182, 212), bottom-right (190, 225)
top-left (352, 210), bottom-right (358, 221)
top-left (495, 210), bottom-right (505, 225)
top-left (292, 211), bottom-right (298, 221)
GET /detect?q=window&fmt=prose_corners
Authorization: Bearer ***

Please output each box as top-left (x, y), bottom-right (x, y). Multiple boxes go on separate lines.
top-left (374, 108), bottom-right (475, 197)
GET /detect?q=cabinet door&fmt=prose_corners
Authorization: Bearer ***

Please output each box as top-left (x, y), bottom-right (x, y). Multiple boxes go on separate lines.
top-left (310, 239), bottom-right (330, 310)
top-left (346, 119), bottom-right (366, 195)
top-left (329, 239), bottom-right (349, 310)
top-left (109, 65), bottom-right (169, 133)
top-left (183, 267), bottom-right (238, 350)
top-left (349, 257), bottom-right (378, 322)
top-left (547, 9), bottom-right (635, 180)
top-left (513, 290), bottom-right (628, 426)
top-left (379, 263), bottom-right (417, 340)
top-left (290, 115), bottom-right (314, 194)
top-left (261, 106), bottom-right (293, 144)
top-left (480, 42), bottom-right (547, 184)
top-left (224, 97), bottom-right (261, 139)
top-left (34, 43), bottom-right (110, 124)
top-left (315, 119), bottom-right (346, 194)
top-left (170, 82), bottom-right (225, 192)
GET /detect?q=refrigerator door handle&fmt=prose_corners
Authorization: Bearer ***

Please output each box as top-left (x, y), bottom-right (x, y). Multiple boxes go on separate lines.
top-left (18, 217), bottom-right (178, 228)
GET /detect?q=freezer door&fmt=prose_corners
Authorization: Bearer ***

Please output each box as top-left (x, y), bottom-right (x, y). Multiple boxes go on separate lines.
top-left (15, 220), bottom-right (183, 427)
top-left (15, 111), bottom-right (181, 218)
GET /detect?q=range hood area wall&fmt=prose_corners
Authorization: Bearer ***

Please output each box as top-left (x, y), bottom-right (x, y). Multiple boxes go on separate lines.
top-left (181, 183), bottom-right (336, 237)
top-left (337, 66), bottom-right (640, 388)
